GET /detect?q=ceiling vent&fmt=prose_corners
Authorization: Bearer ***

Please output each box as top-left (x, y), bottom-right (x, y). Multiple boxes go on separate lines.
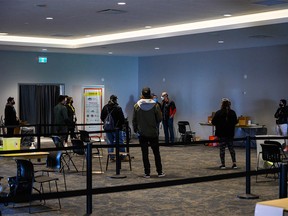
top-left (249, 34), bottom-right (273, 39)
top-left (253, 0), bottom-right (288, 6)
top-left (97, 9), bottom-right (127, 14)
top-left (50, 34), bottom-right (74, 37)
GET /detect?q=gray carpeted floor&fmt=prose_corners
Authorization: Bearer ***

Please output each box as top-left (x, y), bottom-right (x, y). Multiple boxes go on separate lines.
top-left (0, 138), bottom-right (281, 216)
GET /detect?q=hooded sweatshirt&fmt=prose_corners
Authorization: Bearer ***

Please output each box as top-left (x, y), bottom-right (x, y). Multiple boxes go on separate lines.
top-left (132, 99), bottom-right (162, 138)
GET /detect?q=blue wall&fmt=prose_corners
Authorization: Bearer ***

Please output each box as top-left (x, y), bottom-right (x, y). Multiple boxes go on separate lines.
top-left (139, 45), bottom-right (288, 138)
top-left (1, 44), bottom-right (288, 139)
top-left (0, 51), bottom-right (139, 123)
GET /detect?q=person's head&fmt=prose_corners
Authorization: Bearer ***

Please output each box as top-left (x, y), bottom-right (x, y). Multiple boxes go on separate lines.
top-left (66, 96), bottom-right (73, 104)
top-left (152, 93), bottom-right (158, 103)
top-left (161, 92), bottom-right (168, 101)
top-left (221, 98), bottom-right (231, 110)
top-left (58, 95), bottom-right (67, 104)
top-left (110, 95), bottom-right (118, 104)
top-left (7, 97), bottom-right (15, 105)
top-left (141, 87), bottom-right (152, 99)
top-left (280, 99), bottom-right (287, 107)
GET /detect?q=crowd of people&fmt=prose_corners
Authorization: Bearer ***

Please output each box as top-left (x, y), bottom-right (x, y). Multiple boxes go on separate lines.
top-left (3, 91), bottom-right (288, 175)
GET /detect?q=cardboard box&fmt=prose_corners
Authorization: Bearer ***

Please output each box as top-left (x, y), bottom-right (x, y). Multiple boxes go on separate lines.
top-left (208, 112), bottom-right (215, 123)
top-left (238, 116), bottom-right (250, 126)
top-left (2, 138), bottom-right (21, 150)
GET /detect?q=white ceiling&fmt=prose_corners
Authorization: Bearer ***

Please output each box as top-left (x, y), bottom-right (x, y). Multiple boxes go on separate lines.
top-left (0, 0), bottom-right (288, 56)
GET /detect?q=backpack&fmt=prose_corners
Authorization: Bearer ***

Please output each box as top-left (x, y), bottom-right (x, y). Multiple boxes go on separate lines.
top-left (103, 107), bottom-right (115, 131)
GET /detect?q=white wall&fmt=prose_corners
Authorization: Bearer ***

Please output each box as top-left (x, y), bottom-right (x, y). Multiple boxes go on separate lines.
top-left (138, 45), bottom-right (288, 139)
top-left (0, 51), bottom-right (139, 124)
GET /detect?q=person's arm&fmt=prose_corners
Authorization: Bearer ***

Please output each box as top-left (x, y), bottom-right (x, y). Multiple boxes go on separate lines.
top-left (155, 104), bottom-right (163, 123)
top-left (132, 105), bottom-right (138, 133)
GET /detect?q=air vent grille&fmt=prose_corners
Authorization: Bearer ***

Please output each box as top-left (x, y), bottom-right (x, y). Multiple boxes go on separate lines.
top-left (97, 9), bottom-right (127, 14)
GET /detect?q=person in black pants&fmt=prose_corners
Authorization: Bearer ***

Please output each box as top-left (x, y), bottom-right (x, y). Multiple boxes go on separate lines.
top-left (212, 98), bottom-right (238, 169)
top-left (4, 97), bottom-right (19, 137)
top-left (133, 87), bottom-right (165, 178)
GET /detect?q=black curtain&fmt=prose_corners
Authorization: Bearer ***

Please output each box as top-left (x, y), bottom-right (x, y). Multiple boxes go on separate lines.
top-left (19, 84), bottom-right (61, 135)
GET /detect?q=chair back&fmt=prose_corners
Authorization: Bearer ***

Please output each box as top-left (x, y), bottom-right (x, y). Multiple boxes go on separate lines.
top-left (51, 135), bottom-right (64, 148)
top-left (46, 151), bottom-right (63, 170)
top-left (9, 160), bottom-right (34, 202)
top-left (260, 143), bottom-right (282, 163)
top-left (79, 130), bottom-right (91, 142)
top-left (178, 121), bottom-right (190, 134)
top-left (71, 139), bottom-right (86, 155)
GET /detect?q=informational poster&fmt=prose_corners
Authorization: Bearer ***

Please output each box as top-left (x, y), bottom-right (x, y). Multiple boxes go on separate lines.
top-left (83, 86), bottom-right (104, 137)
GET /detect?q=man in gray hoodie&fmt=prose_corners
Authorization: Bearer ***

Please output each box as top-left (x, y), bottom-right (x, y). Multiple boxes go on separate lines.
top-left (132, 87), bottom-right (165, 178)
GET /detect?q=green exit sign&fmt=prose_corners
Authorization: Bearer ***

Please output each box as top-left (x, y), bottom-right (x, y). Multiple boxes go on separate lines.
top-left (38, 56), bottom-right (47, 63)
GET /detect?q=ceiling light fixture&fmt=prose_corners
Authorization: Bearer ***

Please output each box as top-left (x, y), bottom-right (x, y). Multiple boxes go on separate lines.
top-left (117, 2), bottom-right (126, 5)
top-left (154, 47), bottom-right (160, 50)
top-left (224, 14), bottom-right (232, 17)
top-left (145, 26), bottom-right (152, 29)
top-left (46, 17), bottom-right (53, 20)
top-left (0, 9), bottom-right (288, 48)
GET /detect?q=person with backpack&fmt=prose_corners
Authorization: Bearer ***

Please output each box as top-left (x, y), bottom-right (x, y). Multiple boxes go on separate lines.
top-left (100, 95), bottom-right (126, 161)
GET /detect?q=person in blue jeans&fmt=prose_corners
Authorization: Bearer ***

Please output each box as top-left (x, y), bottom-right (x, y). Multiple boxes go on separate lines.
top-left (101, 95), bottom-right (126, 160)
top-left (161, 92), bottom-right (176, 144)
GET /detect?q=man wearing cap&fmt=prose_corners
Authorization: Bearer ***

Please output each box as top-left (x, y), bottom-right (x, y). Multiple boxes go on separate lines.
top-left (4, 97), bottom-right (19, 136)
top-left (101, 95), bottom-right (126, 160)
top-left (161, 92), bottom-right (176, 144)
top-left (133, 87), bottom-right (165, 178)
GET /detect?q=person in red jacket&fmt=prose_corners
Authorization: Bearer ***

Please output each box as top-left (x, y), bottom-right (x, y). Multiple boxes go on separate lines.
top-left (161, 92), bottom-right (176, 144)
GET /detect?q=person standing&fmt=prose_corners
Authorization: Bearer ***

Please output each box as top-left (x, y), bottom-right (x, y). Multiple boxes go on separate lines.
top-left (212, 98), bottom-right (238, 169)
top-left (65, 96), bottom-right (77, 142)
top-left (54, 95), bottom-right (70, 143)
top-left (133, 87), bottom-right (165, 178)
top-left (100, 95), bottom-right (126, 160)
top-left (4, 97), bottom-right (19, 136)
top-left (274, 99), bottom-right (288, 151)
top-left (161, 92), bottom-right (176, 144)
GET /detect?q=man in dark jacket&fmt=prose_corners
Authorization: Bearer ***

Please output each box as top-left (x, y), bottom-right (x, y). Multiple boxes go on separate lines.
top-left (274, 99), bottom-right (288, 151)
top-left (212, 98), bottom-right (238, 169)
top-left (4, 97), bottom-right (19, 136)
top-left (54, 95), bottom-right (70, 143)
top-left (133, 87), bottom-right (165, 178)
top-left (100, 95), bottom-right (125, 159)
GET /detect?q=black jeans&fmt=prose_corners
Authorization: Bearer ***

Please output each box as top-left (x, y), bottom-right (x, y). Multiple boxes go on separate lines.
top-left (139, 136), bottom-right (163, 175)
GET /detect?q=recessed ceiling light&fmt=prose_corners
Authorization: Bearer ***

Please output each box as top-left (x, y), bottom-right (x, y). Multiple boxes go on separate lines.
top-left (42, 48), bottom-right (47, 51)
top-left (218, 40), bottom-right (224, 43)
top-left (0, 32), bottom-right (8, 36)
top-left (118, 2), bottom-right (126, 5)
top-left (108, 51), bottom-right (113, 54)
top-left (154, 47), bottom-right (160, 50)
top-left (145, 26), bottom-right (152, 29)
top-left (224, 14), bottom-right (232, 17)
top-left (46, 17), bottom-right (53, 20)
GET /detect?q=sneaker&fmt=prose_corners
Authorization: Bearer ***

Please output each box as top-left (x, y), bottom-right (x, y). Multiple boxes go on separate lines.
top-left (232, 164), bottom-right (238, 169)
top-left (143, 174), bottom-right (150, 178)
top-left (158, 172), bottom-right (166, 178)
top-left (219, 165), bottom-right (226, 169)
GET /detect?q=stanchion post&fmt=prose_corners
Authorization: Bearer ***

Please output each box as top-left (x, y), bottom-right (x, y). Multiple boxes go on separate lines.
top-left (279, 163), bottom-right (287, 198)
top-left (109, 128), bottom-right (127, 179)
top-left (115, 128), bottom-right (121, 175)
top-left (86, 142), bottom-right (93, 215)
top-left (36, 124), bottom-right (41, 149)
top-left (238, 136), bottom-right (259, 199)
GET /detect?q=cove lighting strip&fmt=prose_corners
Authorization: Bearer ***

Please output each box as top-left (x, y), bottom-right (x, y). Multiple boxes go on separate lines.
top-left (0, 9), bottom-right (288, 49)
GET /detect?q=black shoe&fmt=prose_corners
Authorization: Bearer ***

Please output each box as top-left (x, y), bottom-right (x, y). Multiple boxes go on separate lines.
top-left (232, 164), bottom-right (238, 169)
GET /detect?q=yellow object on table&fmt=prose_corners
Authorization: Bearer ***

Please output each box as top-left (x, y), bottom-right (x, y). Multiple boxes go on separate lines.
top-left (2, 137), bottom-right (21, 150)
